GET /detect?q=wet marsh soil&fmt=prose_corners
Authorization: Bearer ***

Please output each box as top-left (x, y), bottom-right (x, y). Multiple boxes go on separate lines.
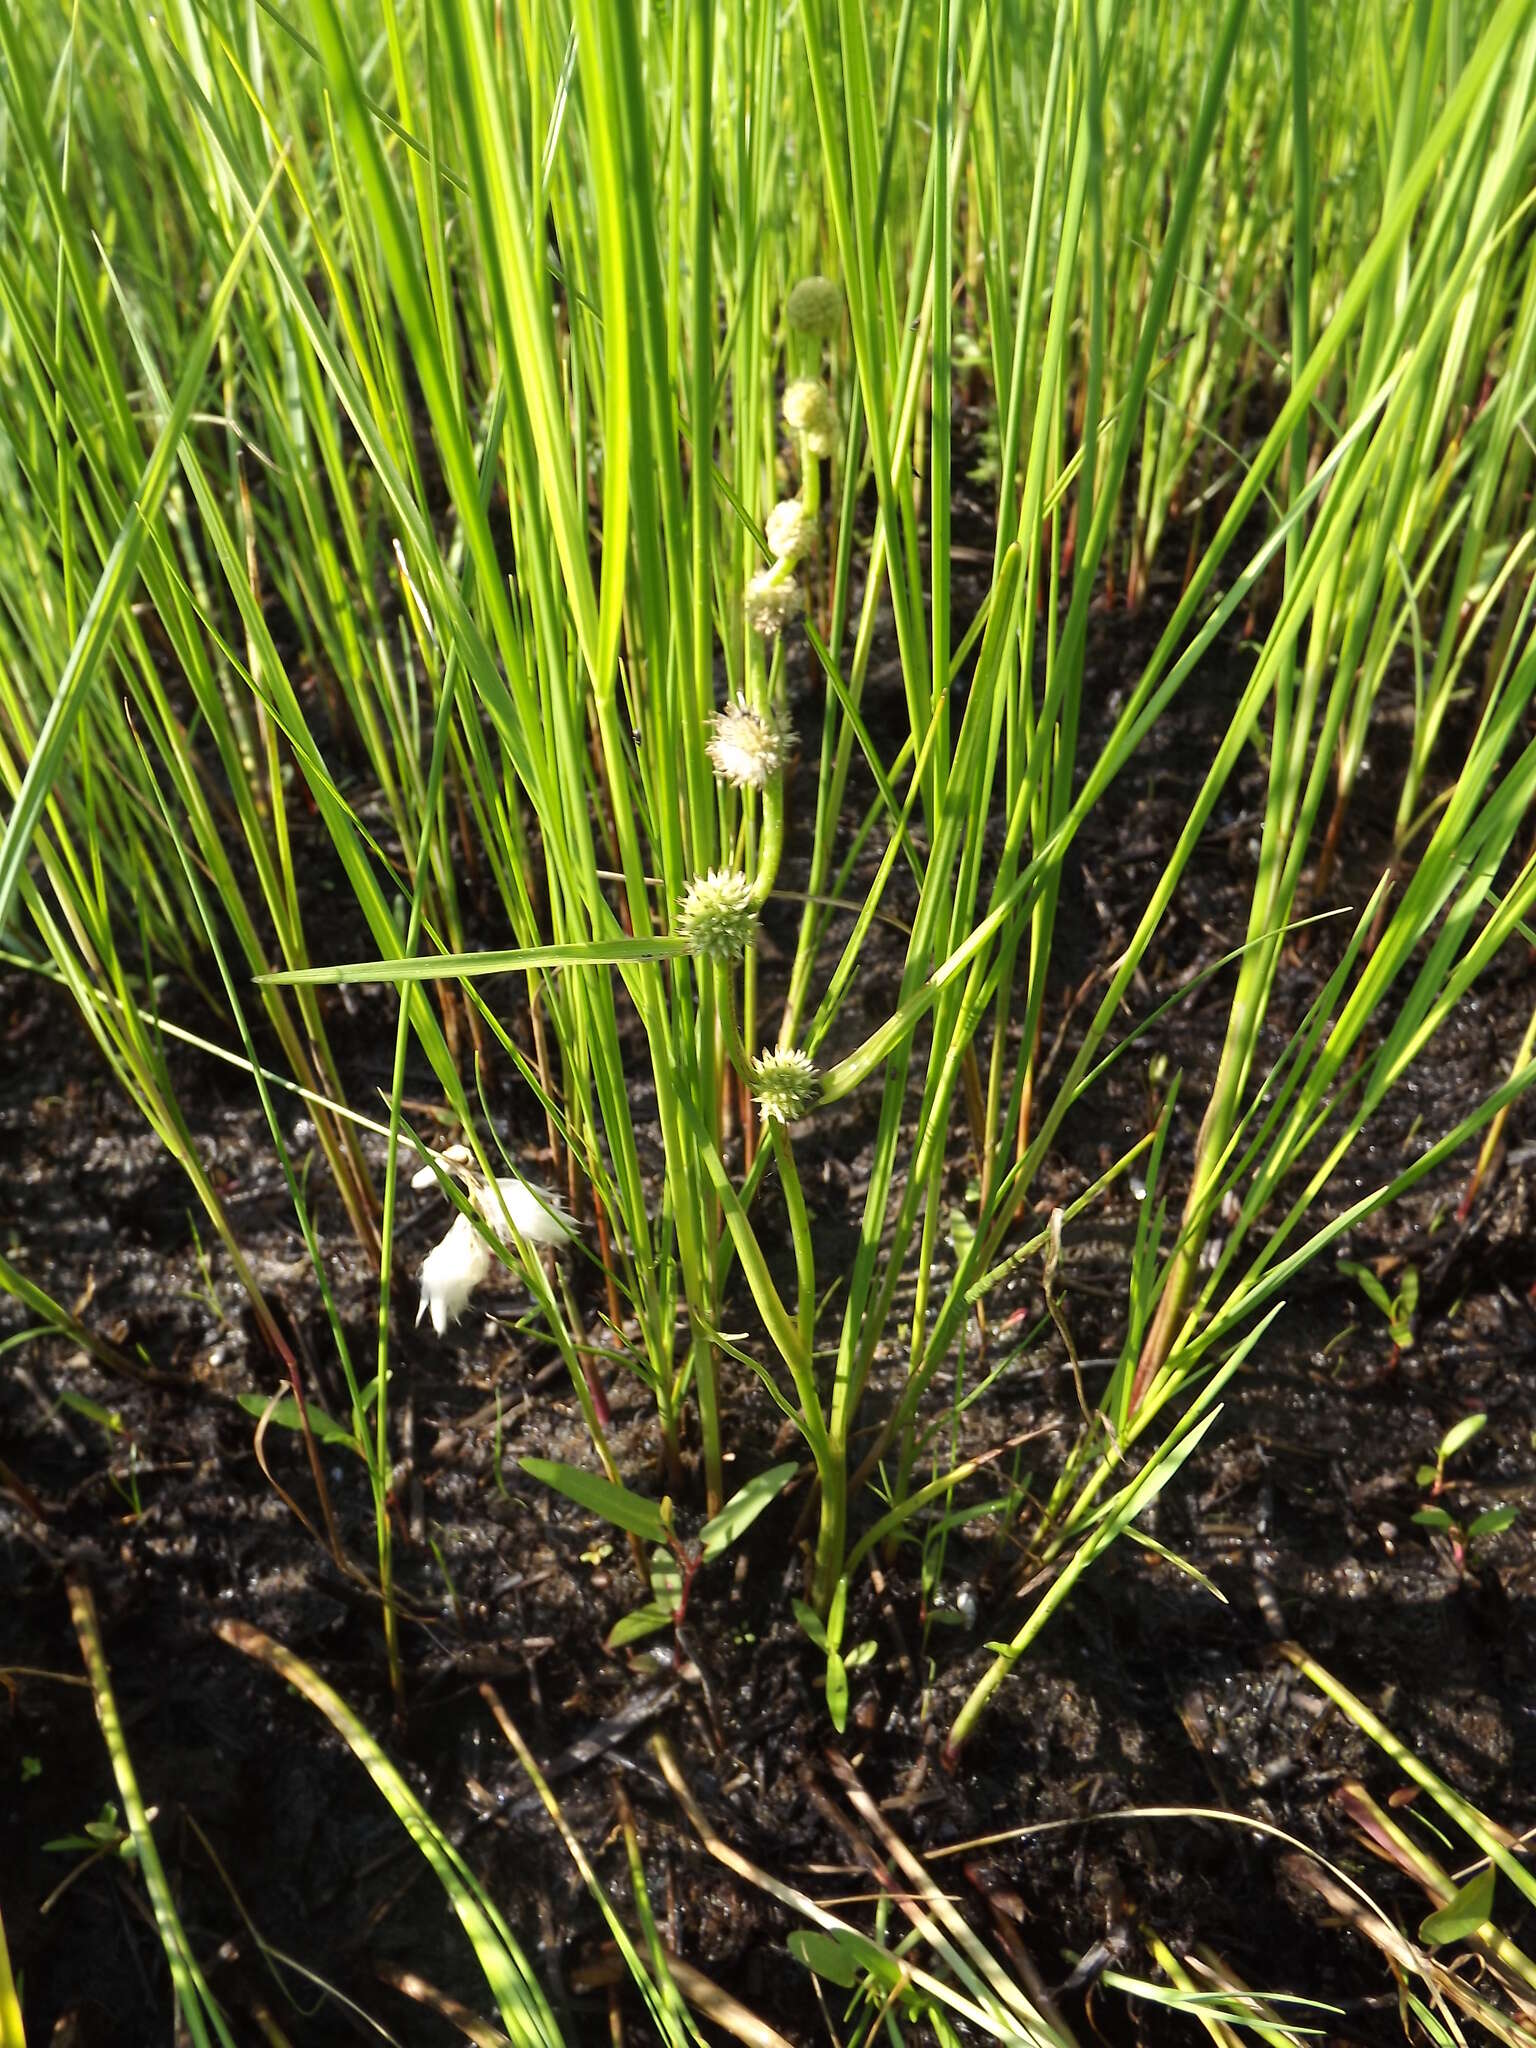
top-left (6, 492), bottom-right (1536, 2045)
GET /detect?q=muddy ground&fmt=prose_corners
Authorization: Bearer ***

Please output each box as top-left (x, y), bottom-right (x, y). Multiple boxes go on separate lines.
top-left (5, 479), bottom-right (1536, 2046)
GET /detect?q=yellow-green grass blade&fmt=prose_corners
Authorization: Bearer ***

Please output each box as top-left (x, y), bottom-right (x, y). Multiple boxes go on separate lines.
top-left (216, 1621), bottom-right (565, 2046)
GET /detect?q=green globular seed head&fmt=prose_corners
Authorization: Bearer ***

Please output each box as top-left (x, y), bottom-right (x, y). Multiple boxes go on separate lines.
top-left (677, 868), bottom-right (758, 962)
top-left (750, 1046), bottom-right (821, 1124)
top-left (785, 274), bottom-right (842, 337)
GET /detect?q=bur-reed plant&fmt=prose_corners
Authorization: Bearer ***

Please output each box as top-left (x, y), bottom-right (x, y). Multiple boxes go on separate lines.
top-left (0, 0), bottom-right (1534, 1751)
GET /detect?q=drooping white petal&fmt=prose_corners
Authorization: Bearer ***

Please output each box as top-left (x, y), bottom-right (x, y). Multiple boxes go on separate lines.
top-left (474, 1176), bottom-right (575, 1249)
top-left (417, 1211), bottom-right (495, 1337)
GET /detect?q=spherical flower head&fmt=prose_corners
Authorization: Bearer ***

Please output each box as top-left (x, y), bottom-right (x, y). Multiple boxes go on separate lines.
top-left (785, 274), bottom-right (842, 338)
top-left (751, 1047), bottom-right (821, 1124)
top-left (744, 567), bottom-right (803, 638)
top-left (783, 378), bottom-right (836, 455)
top-left (708, 695), bottom-right (793, 791)
top-left (765, 497), bottom-right (815, 565)
top-left (677, 868), bottom-right (757, 962)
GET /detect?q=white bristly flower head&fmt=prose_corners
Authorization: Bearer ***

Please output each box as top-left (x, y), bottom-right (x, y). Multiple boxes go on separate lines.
top-left (750, 1046), bottom-right (821, 1124)
top-left (414, 1153), bottom-right (574, 1336)
top-left (785, 274), bottom-right (842, 337)
top-left (472, 1174), bottom-right (575, 1249)
top-left (708, 695), bottom-right (792, 791)
top-left (783, 378), bottom-right (836, 457)
top-left (765, 497), bottom-right (815, 565)
top-left (677, 868), bottom-right (757, 962)
top-left (418, 1210), bottom-right (494, 1337)
top-left (744, 567), bottom-right (803, 638)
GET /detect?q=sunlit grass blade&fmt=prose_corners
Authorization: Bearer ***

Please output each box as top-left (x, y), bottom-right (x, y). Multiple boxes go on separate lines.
top-left (215, 1621), bottom-right (565, 2046)
top-left (69, 1579), bottom-right (240, 2048)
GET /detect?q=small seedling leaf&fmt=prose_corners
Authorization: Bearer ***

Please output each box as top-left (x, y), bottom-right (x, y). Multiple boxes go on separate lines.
top-left (648, 1547), bottom-right (683, 1605)
top-left (520, 1458), bottom-right (668, 1545)
top-left (791, 1925), bottom-right (905, 1993)
top-left (236, 1394), bottom-right (360, 1451)
top-left (827, 1575), bottom-right (848, 1654)
top-left (1467, 1504), bottom-right (1517, 1541)
top-left (56, 1389), bottom-right (125, 1434)
top-left (792, 1599), bottom-right (828, 1652)
top-left (605, 1602), bottom-right (675, 1651)
top-left (1339, 1260), bottom-right (1392, 1319)
top-left (1420, 1866), bottom-right (1495, 1946)
top-left (699, 1459), bottom-right (798, 1560)
top-left (1439, 1413), bottom-right (1487, 1463)
top-left (826, 1649), bottom-right (849, 1733)
top-left (788, 1929), bottom-right (873, 1989)
top-left (1413, 1506), bottom-right (1455, 1531)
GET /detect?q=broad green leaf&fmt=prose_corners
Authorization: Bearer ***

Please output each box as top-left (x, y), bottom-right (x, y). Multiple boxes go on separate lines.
top-left (1467, 1504), bottom-right (1517, 1541)
top-left (699, 1460), bottom-right (798, 1560)
top-left (1413, 1506), bottom-right (1455, 1530)
top-left (520, 1457), bottom-right (668, 1546)
top-left (788, 1927), bottom-right (901, 1991)
top-left (1420, 1866), bottom-right (1496, 1946)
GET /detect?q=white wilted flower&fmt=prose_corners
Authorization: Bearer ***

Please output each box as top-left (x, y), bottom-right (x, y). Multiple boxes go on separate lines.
top-left (417, 1211), bottom-right (494, 1337)
top-left (708, 695), bottom-right (793, 791)
top-left (744, 566), bottom-right (803, 638)
top-left (472, 1175), bottom-right (575, 1249)
top-left (414, 1157), bottom-right (574, 1336)
top-left (676, 868), bottom-right (757, 962)
top-left (785, 274), bottom-right (842, 337)
top-left (783, 378), bottom-right (836, 456)
top-left (750, 1046), bottom-right (821, 1124)
top-left (765, 497), bottom-right (815, 565)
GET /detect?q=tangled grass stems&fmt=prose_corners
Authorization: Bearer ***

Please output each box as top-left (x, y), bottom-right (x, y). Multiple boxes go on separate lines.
top-left (1, 0), bottom-right (1535, 1752)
